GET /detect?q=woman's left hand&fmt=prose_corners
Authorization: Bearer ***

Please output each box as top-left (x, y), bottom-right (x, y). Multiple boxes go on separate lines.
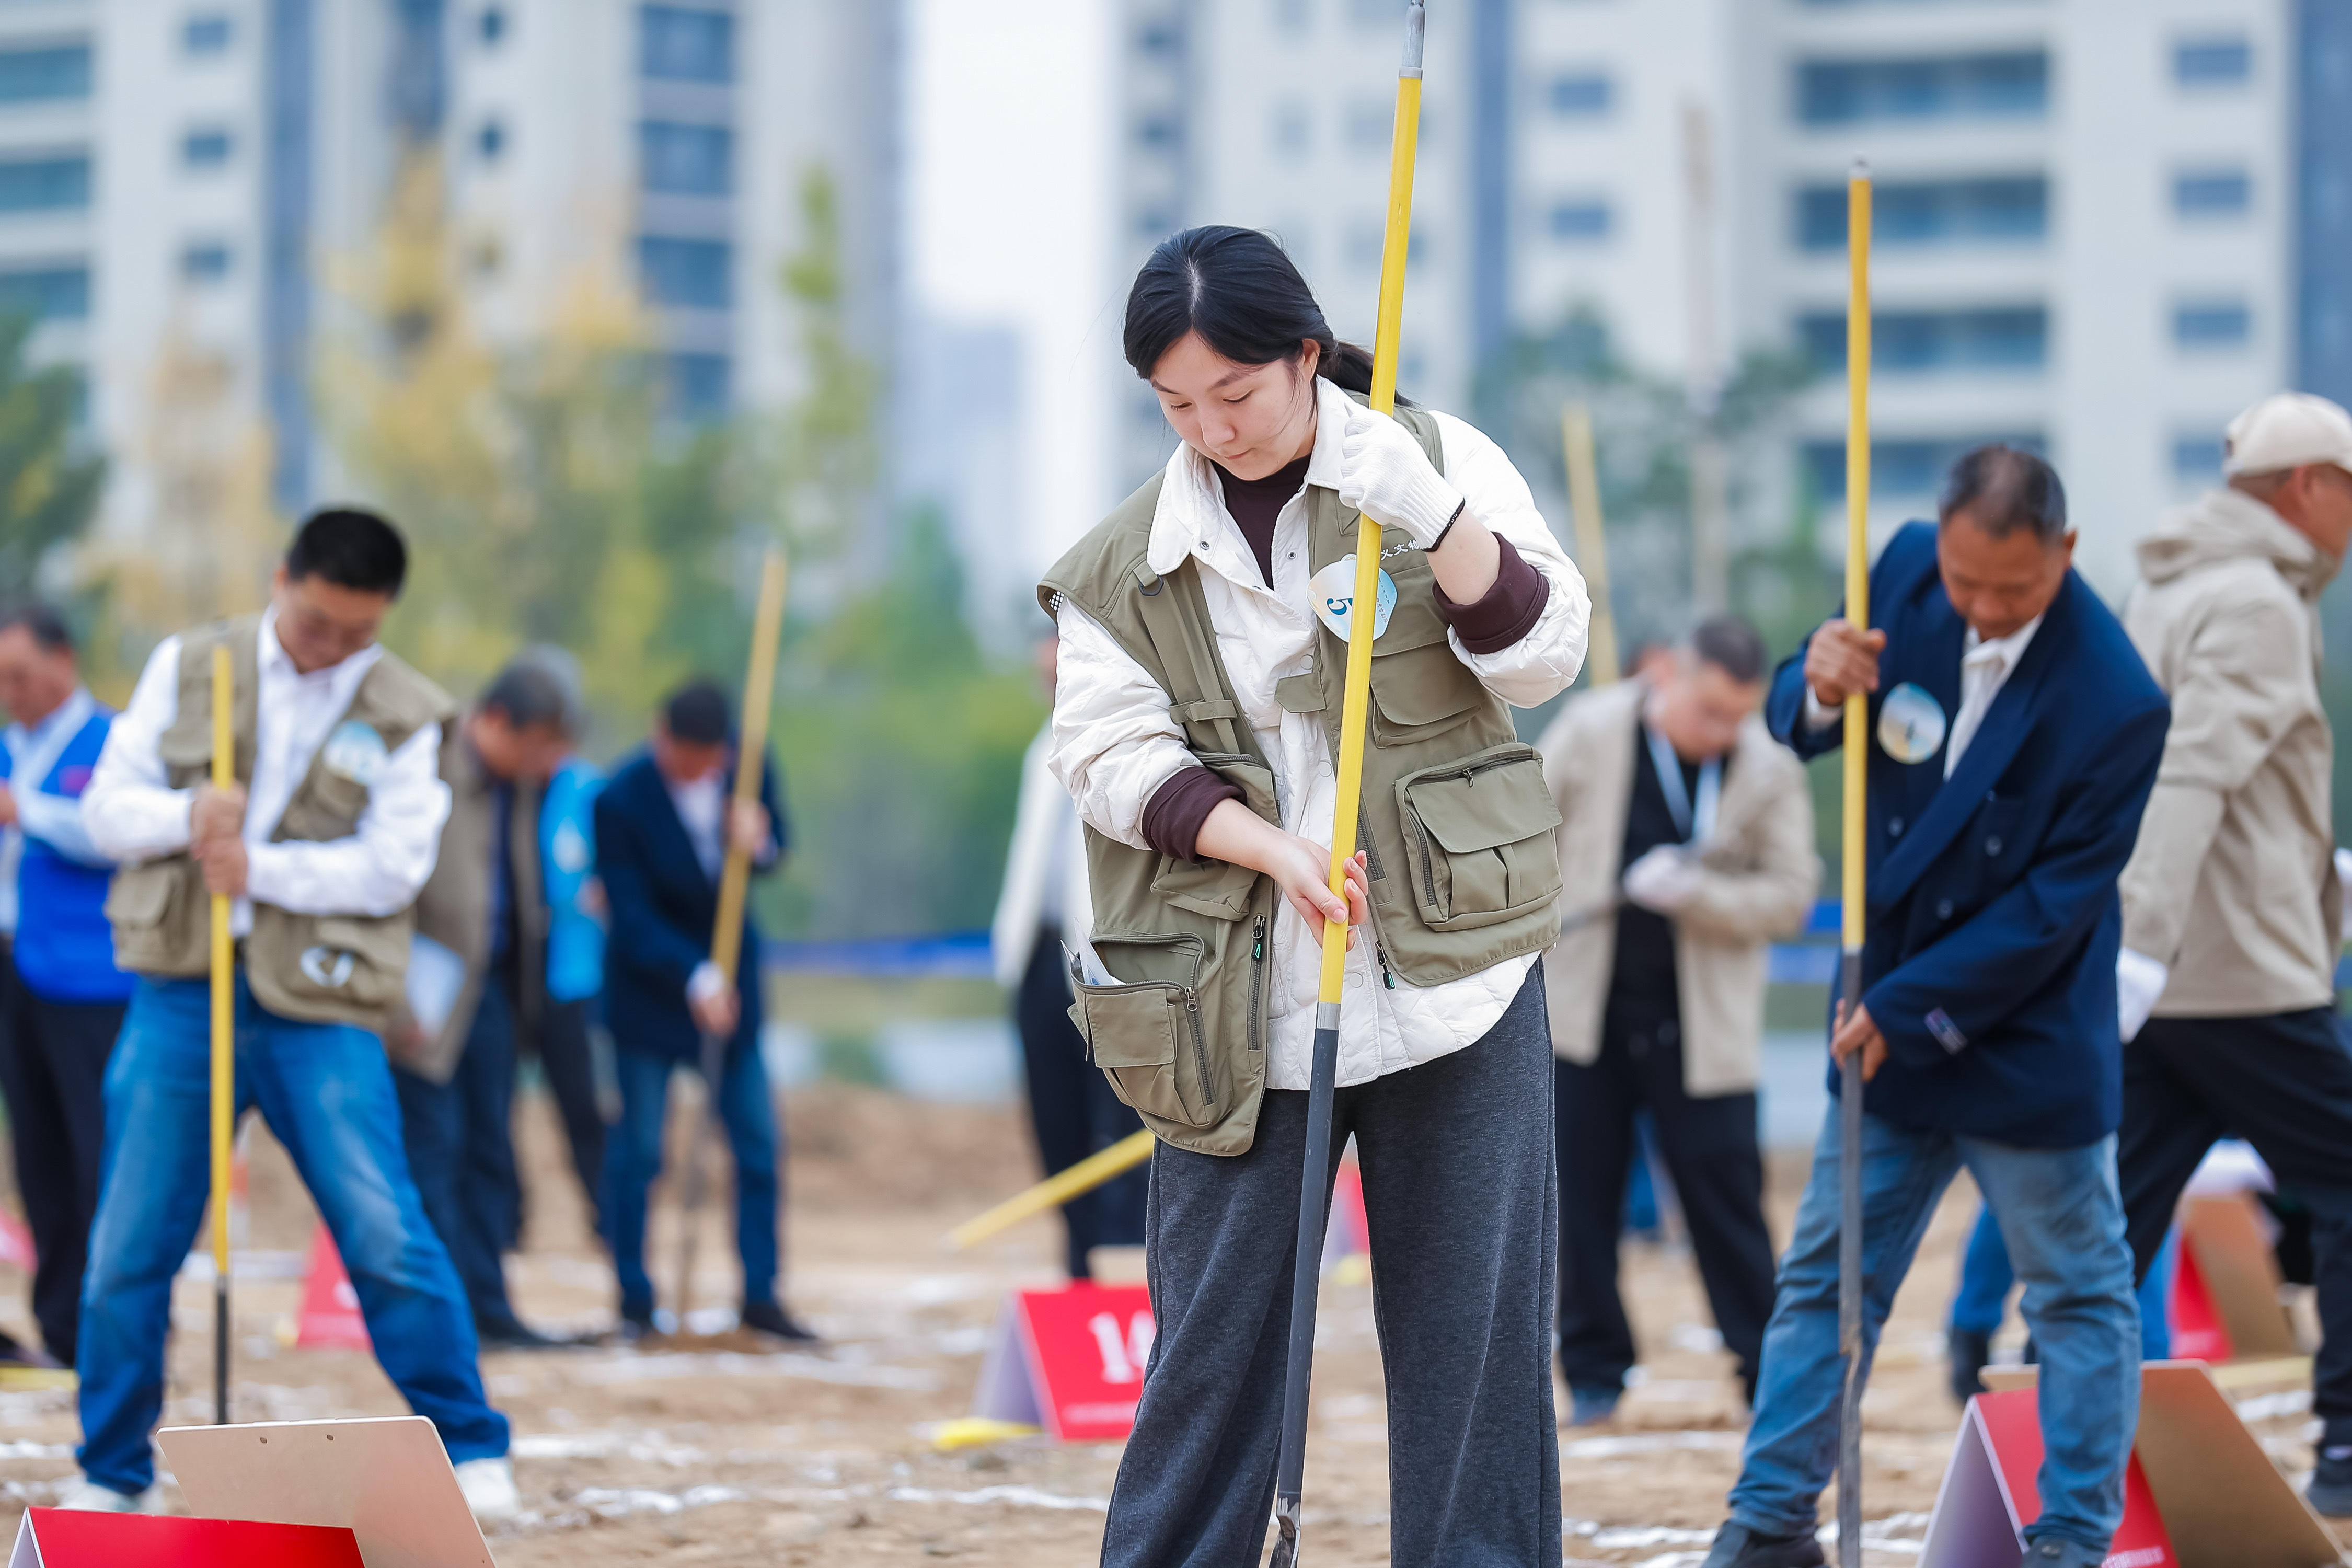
top-left (1338, 402), bottom-right (1463, 550)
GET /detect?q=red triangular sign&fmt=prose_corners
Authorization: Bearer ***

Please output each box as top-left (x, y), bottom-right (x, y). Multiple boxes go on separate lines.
top-left (1921, 1388), bottom-right (2177, 1568)
top-left (2167, 1241), bottom-right (2231, 1365)
top-left (294, 1223), bottom-right (370, 1352)
top-left (10, 1508), bottom-right (363, 1567)
top-left (971, 1283), bottom-right (1155, 1443)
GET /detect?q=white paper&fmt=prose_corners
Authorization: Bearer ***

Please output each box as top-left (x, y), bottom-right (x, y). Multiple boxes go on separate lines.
top-left (404, 933), bottom-right (467, 1036)
top-left (1063, 936), bottom-right (1115, 989)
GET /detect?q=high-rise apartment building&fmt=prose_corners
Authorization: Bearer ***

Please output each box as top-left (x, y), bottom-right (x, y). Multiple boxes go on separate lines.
top-left (1121, 0), bottom-right (2328, 595)
top-left (0, 0), bottom-right (895, 550)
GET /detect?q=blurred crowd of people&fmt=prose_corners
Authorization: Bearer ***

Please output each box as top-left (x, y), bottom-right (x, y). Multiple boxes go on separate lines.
top-left (0, 506), bottom-right (810, 1519)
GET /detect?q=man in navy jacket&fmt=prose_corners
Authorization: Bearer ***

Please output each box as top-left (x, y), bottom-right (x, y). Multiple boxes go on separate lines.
top-left (1702, 448), bottom-right (2169, 1568)
top-left (595, 679), bottom-right (812, 1341)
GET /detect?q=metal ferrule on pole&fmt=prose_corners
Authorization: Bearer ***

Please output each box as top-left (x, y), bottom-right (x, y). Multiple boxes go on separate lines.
top-left (1836, 156), bottom-right (1872, 1568)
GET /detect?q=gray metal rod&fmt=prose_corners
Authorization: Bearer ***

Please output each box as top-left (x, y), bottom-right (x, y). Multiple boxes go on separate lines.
top-left (1836, 949), bottom-right (1865, 1567)
top-left (1270, 1011), bottom-right (1342, 1568)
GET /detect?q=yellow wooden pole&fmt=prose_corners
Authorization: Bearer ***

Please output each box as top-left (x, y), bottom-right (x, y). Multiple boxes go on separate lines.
top-left (209, 643), bottom-right (233, 1424)
top-left (1561, 402), bottom-right (1619, 686)
top-left (942, 1128), bottom-right (1155, 1252)
top-left (672, 547), bottom-right (789, 1329)
top-left (712, 550), bottom-right (789, 987)
top-left (1835, 156), bottom-right (1872, 1568)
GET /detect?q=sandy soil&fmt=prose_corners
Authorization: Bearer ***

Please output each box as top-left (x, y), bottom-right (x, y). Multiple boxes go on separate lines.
top-left (0, 1083), bottom-right (2333, 1566)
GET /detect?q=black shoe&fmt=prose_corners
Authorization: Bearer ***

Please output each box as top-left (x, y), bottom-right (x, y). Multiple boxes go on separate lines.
top-left (1699, 1521), bottom-right (1825, 1568)
top-left (0, 1331), bottom-right (63, 1370)
top-left (2023, 1536), bottom-right (2107, 1568)
top-left (1567, 1385), bottom-right (1620, 1427)
top-left (614, 1306), bottom-right (657, 1343)
top-left (740, 1301), bottom-right (820, 1343)
top-left (1947, 1325), bottom-right (1991, 1404)
top-left (2309, 1450), bottom-right (2352, 1517)
top-left (476, 1317), bottom-right (571, 1352)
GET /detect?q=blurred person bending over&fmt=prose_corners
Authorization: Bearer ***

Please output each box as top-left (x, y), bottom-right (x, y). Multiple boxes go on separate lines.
top-left (389, 658), bottom-right (575, 1349)
top-left (2111, 392), bottom-right (2352, 1517)
top-left (1540, 613), bottom-right (1817, 1426)
top-left (595, 679), bottom-right (811, 1342)
top-left (66, 509), bottom-right (513, 1518)
top-left (991, 632), bottom-right (1146, 1282)
top-left (1702, 448), bottom-right (2168, 1568)
top-left (0, 603), bottom-right (134, 1369)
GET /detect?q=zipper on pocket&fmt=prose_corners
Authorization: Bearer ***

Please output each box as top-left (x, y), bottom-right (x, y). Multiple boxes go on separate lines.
top-left (1376, 942), bottom-right (1396, 990)
top-left (1248, 915), bottom-right (1267, 1053)
top-left (1184, 993), bottom-right (1216, 1107)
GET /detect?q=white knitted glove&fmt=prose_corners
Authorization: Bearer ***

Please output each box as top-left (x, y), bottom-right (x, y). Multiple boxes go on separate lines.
top-left (2116, 947), bottom-right (2168, 1044)
top-left (1337, 402), bottom-right (1463, 549)
top-left (1622, 846), bottom-right (1706, 915)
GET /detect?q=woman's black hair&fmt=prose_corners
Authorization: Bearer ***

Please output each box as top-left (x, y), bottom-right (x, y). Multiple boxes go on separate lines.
top-left (1122, 225), bottom-right (1405, 404)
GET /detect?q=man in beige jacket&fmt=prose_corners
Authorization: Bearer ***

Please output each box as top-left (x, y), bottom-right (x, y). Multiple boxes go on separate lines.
top-left (1541, 614), bottom-right (1819, 1425)
top-left (2115, 391), bottom-right (2352, 1516)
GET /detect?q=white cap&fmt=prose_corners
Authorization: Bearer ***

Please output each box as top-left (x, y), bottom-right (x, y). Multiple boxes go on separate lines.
top-left (2222, 391), bottom-right (2352, 477)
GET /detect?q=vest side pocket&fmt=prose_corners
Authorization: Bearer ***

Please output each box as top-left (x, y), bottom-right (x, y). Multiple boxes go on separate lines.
top-left (1396, 744), bottom-right (1565, 931)
top-left (103, 862), bottom-right (195, 974)
top-left (1368, 639), bottom-right (1484, 747)
top-left (1069, 932), bottom-right (1218, 1129)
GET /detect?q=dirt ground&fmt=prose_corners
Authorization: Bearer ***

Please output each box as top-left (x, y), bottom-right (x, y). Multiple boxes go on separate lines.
top-left (0, 1083), bottom-right (2334, 1566)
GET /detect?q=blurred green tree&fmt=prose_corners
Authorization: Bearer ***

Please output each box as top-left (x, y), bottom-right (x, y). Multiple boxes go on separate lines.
top-left (0, 310), bottom-right (105, 603)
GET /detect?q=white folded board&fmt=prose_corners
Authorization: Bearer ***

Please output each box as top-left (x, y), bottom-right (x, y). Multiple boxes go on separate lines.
top-left (158, 1416), bottom-right (495, 1568)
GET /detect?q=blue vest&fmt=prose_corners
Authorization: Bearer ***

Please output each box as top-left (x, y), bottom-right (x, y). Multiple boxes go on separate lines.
top-left (5, 708), bottom-right (132, 1004)
top-left (541, 757), bottom-right (607, 1005)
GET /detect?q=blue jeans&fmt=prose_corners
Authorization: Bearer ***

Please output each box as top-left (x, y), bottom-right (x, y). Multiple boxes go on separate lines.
top-left (1731, 1108), bottom-right (2139, 1552)
top-left (601, 1040), bottom-right (780, 1316)
top-left (1951, 1204), bottom-right (2175, 1361)
top-left (76, 977), bottom-right (509, 1494)
top-left (393, 974), bottom-right (523, 1333)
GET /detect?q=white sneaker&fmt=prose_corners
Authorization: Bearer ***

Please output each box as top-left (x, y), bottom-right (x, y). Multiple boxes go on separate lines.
top-left (454, 1455), bottom-right (519, 1525)
top-left (53, 1476), bottom-right (157, 1512)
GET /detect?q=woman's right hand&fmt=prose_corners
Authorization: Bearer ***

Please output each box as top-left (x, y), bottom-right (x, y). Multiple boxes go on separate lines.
top-left (1196, 799), bottom-right (1371, 948)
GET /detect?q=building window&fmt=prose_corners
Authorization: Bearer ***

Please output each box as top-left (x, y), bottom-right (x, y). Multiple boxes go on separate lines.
top-left (1548, 199), bottom-right (1611, 243)
top-left (476, 118), bottom-right (505, 162)
top-left (2174, 37), bottom-right (2250, 87)
top-left (1797, 53), bottom-right (2048, 125)
top-left (0, 264), bottom-right (87, 321)
top-left (2173, 168), bottom-right (2251, 218)
top-left (638, 235), bottom-right (730, 309)
top-left (181, 129), bottom-right (233, 170)
top-left (1804, 433), bottom-right (2044, 501)
top-left (640, 5), bottom-right (732, 84)
top-left (2174, 300), bottom-right (2251, 350)
top-left (0, 156), bottom-right (89, 213)
top-left (0, 45), bottom-right (91, 105)
top-left (183, 15), bottom-right (232, 55)
top-left (479, 6), bottom-right (508, 45)
top-left (1548, 72), bottom-right (1612, 118)
top-left (640, 121), bottom-right (730, 195)
top-left (181, 241), bottom-right (231, 281)
top-left (2172, 434), bottom-right (2226, 483)
top-left (1801, 307), bottom-right (2048, 374)
top-left (1273, 103), bottom-right (1310, 158)
top-left (1797, 176), bottom-right (2046, 250)
top-left (663, 351), bottom-right (729, 418)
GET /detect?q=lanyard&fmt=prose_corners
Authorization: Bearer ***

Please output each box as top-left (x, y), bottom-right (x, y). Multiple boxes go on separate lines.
top-left (1643, 722), bottom-right (1720, 844)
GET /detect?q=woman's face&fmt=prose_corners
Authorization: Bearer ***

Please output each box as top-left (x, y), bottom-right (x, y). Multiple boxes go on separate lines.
top-left (1148, 331), bottom-right (1321, 480)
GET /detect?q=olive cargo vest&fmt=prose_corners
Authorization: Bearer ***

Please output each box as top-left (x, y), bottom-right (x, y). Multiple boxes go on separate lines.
top-left (1038, 403), bottom-right (1563, 1156)
top-left (103, 614), bottom-right (457, 1035)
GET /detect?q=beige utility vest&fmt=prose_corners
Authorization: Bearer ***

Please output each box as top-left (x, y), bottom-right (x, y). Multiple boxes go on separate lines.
top-left (103, 614), bottom-right (456, 1035)
top-left (1039, 401), bottom-right (1563, 1155)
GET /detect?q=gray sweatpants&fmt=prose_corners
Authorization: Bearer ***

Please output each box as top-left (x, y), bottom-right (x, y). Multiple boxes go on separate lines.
top-left (1100, 968), bottom-right (1561, 1567)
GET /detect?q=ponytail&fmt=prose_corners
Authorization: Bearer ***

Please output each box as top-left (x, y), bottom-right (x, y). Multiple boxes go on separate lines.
top-left (1122, 226), bottom-right (1412, 406)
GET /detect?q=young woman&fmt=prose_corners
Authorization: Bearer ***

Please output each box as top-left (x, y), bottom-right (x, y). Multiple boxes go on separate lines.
top-left (1042, 225), bottom-right (1590, 1565)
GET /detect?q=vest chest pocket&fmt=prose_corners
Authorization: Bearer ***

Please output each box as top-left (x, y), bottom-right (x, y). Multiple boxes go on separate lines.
top-left (1396, 744), bottom-right (1564, 931)
top-left (1067, 931), bottom-right (1219, 1129)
